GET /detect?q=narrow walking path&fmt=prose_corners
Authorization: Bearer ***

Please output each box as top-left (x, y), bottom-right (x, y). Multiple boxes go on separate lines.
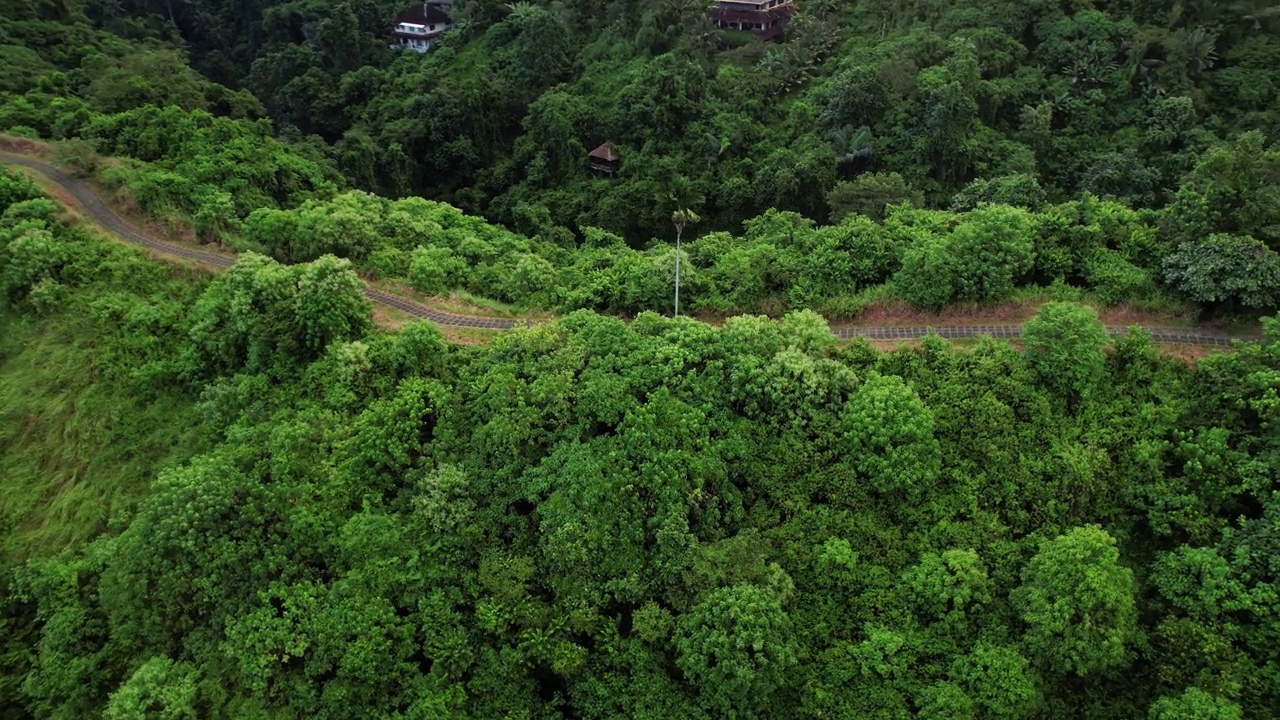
top-left (0, 152), bottom-right (1260, 347)
top-left (835, 324), bottom-right (1244, 347)
top-left (2, 152), bottom-right (518, 330)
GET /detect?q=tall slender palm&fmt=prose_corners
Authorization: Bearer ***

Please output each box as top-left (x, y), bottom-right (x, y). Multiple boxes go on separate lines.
top-left (668, 175), bottom-right (702, 317)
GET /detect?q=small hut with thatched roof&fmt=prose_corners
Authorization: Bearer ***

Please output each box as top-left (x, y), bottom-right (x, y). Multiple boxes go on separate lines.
top-left (588, 141), bottom-right (621, 176)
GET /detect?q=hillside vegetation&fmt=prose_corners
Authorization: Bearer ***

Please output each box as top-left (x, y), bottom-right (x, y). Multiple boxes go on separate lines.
top-left (3, 164), bottom-right (1280, 718)
top-left (2, 0), bottom-right (1280, 717)
top-left (2, 0), bottom-right (1279, 319)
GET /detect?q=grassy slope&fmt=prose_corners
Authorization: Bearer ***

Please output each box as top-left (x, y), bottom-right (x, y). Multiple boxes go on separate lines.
top-left (0, 182), bottom-right (213, 562)
top-left (0, 312), bottom-right (202, 561)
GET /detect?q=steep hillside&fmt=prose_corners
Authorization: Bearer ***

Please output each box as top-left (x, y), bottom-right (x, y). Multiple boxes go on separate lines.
top-left (2, 162), bottom-right (1280, 720)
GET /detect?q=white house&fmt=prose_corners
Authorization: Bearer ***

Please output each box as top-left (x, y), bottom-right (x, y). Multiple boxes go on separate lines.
top-left (391, 1), bottom-right (452, 53)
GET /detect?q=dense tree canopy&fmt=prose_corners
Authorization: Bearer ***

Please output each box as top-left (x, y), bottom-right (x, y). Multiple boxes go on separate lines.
top-left (2, 0), bottom-right (1280, 715)
top-left (4, 171), bottom-right (1280, 717)
top-left (2, 0), bottom-right (1279, 320)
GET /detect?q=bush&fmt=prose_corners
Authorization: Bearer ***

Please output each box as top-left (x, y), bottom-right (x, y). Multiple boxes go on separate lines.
top-left (366, 247), bottom-right (410, 280)
top-left (1083, 249), bottom-right (1158, 306)
top-left (951, 173), bottom-right (1047, 211)
top-left (948, 205), bottom-right (1036, 303)
top-left (0, 168), bottom-right (43, 209)
top-left (4, 125), bottom-right (40, 139)
top-left (52, 138), bottom-right (100, 177)
top-left (409, 245), bottom-right (465, 297)
top-left (1021, 302), bottom-right (1110, 400)
top-left (3, 227), bottom-right (66, 304)
top-left (1162, 234), bottom-right (1280, 311)
top-left (895, 234), bottom-right (956, 310)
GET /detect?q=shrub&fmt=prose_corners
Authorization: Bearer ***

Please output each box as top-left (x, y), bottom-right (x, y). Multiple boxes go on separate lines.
top-left (1021, 302), bottom-right (1110, 400)
top-left (1083, 249), bottom-right (1158, 306)
top-left (1162, 234), bottom-right (1280, 311)
top-left (895, 234), bottom-right (956, 310)
top-left (409, 245), bottom-right (465, 297)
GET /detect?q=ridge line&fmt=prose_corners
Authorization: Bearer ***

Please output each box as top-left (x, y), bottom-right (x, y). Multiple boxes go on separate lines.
top-left (1, 153), bottom-right (1260, 347)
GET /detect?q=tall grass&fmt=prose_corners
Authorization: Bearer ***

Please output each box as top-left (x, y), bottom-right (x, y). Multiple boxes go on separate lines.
top-left (0, 302), bottom-right (203, 561)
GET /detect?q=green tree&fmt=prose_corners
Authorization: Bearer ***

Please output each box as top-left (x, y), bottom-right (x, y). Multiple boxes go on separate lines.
top-left (82, 49), bottom-right (210, 114)
top-left (826, 172), bottom-right (923, 222)
top-left (1162, 234), bottom-right (1280, 311)
top-left (841, 372), bottom-right (941, 499)
top-left (894, 231), bottom-right (957, 310)
top-left (951, 174), bottom-right (1046, 211)
top-left (903, 549), bottom-right (991, 622)
top-left (104, 657), bottom-right (199, 720)
top-left (2, 227), bottom-right (66, 305)
top-left (1148, 687), bottom-right (1243, 720)
top-left (1012, 526), bottom-right (1137, 677)
top-left (947, 644), bottom-right (1041, 719)
top-left (1020, 302), bottom-right (1111, 400)
top-left (1182, 131), bottom-right (1280, 249)
top-left (293, 254), bottom-right (372, 355)
top-left (947, 204), bottom-right (1036, 303)
top-left (675, 584), bottom-right (797, 717)
top-left (409, 245), bottom-right (465, 296)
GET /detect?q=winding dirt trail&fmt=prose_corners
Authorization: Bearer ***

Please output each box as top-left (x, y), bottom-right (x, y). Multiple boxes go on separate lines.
top-left (1, 152), bottom-right (519, 330)
top-left (0, 152), bottom-right (1258, 347)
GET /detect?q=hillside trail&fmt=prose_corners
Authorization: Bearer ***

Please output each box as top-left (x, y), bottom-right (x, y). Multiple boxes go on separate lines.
top-left (0, 152), bottom-right (1259, 347)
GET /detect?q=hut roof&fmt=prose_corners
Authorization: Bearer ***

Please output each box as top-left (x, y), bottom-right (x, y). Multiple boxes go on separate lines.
top-left (588, 142), bottom-right (620, 162)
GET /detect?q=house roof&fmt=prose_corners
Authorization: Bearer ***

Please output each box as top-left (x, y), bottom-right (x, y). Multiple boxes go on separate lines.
top-left (588, 142), bottom-right (620, 162)
top-left (709, 5), bottom-right (795, 23)
top-left (394, 2), bottom-right (451, 29)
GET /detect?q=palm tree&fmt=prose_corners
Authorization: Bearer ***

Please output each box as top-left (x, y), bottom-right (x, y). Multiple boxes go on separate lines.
top-left (668, 175), bottom-right (702, 317)
top-left (1231, 0), bottom-right (1280, 31)
top-left (504, 1), bottom-right (541, 23)
top-left (807, 0), bottom-right (840, 21)
top-left (827, 124), bottom-right (873, 170)
top-left (1179, 26), bottom-right (1218, 75)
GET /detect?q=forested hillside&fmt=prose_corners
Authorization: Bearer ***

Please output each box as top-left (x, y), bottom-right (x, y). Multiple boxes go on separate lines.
top-left (3, 0), bottom-right (1279, 319)
top-left (3, 167), bottom-right (1280, 718)
top-left (32, 0), bottom-right (1277, 243)
top-left (3, 0), bottom-right (1280, 716)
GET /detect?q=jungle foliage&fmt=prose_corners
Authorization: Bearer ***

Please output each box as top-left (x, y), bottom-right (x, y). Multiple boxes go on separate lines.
top-left (2, 0), bottom-right (1280, 716)
top-left (3, 168), bottom-right (1280, 718)
top-left (3, 0), bottom-right (1280, 318)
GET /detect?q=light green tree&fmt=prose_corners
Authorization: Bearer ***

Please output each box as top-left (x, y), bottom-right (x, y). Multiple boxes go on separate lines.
top-left (1148, 687), bottom-right (1243, 720)
top-left (293, 254), bottom-right (372, 355)
top-left (1021, 302), bottom-right (1111, 400)
top-left (104, 657), bottom-right (199, 720)
top-left (893, 229), bottom-right (956, 310)
top-left (842, 372), bottom-right (941, 499)
top-left (947, 204), bottom-right (1036, 303)
top-left (948, 643), bottom-right (1041, 719)
top-left (1012, 525), bottom-right (1137, 677)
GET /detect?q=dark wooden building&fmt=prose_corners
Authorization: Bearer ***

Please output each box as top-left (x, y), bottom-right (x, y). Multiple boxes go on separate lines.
top-left (588, 142), bottom-right (621, 175)
top-left (708, 0), bottom-right (795, 42)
